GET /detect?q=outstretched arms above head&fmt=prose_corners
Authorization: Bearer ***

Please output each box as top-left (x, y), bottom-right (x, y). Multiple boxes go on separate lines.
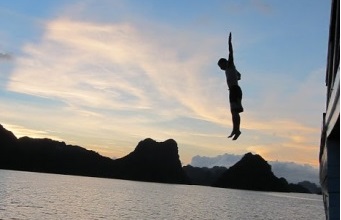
top-left (228, 32), bottom-right (234, 63)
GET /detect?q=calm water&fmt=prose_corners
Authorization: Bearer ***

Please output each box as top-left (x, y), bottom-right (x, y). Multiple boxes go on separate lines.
top-left (0, 170), bottom-right (324, 220)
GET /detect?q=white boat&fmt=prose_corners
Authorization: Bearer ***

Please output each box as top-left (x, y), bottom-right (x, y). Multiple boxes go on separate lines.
top-left (319, 0), bottom-right (340, 219)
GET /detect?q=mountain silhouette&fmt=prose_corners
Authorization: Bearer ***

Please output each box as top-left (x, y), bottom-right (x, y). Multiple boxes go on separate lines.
top-left (214, 152), bottom-right (309, 192)
top-left (113, 138), bottom-right (189, 183)
top-left (0, 124), bottom-right (312, 192)
top-left (0, 124), bottom-right (114, 177)
top-left (0, 124), bottom-right (187, 184)
top-left (183, 165), bottom-right (227, 186)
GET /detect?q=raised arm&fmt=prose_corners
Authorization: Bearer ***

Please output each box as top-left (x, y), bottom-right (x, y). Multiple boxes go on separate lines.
top-left (228, 32), bottom-right (234, 63)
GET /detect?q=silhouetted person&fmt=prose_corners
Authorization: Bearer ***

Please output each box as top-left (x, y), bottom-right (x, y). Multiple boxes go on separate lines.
top-left (218, 32), bottom-right (243, 140)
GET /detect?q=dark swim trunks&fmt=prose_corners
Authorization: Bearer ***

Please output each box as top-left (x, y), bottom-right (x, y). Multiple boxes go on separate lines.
top-left (229, 85), bottom-right (244, 113)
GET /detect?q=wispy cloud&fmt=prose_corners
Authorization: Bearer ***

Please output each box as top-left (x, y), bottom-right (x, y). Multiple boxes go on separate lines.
top-left (6, 17), bottom-right (228, 159)
top-left (8, 18), bottom-right (221, 119)
top-left (240, 68), bottom-right (324, 165)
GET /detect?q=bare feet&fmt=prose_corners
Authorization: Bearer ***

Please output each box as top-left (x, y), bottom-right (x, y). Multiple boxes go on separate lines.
top-left (232, 131), bottom-right (241, 140)
top-left (228, 131), bottom-right (235, 138)
top-left (227, 130), bottom-right (241, 140)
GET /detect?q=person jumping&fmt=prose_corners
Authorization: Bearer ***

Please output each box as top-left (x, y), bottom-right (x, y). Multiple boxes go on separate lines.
top-left (217, 32), bottom-right (243, 140)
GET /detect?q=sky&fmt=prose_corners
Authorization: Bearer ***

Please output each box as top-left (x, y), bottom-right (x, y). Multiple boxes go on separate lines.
top-left (0, 0), bottom-right (331, 167)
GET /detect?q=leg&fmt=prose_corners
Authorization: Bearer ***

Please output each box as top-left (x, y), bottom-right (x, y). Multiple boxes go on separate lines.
top-left (228, 85), bottom-right (243, 140)
top-left (231, 112), bottom-right (241, 140)
top-left (228, 111), bottom-right (241, 140)
top-left (232, 111), bottom-right (240, 132)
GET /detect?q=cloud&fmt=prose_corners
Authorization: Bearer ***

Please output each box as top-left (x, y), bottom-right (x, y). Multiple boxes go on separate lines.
top-left (7, 18), bottom-right (223, 121)
top-left (191, 153), bottom-right (242, 168)
top-left (5, 17), bottom-right (229, 160)
top-left (270, 161), bottom-right (319, 184)
top-left (236, 66), bottom-right (325, 165)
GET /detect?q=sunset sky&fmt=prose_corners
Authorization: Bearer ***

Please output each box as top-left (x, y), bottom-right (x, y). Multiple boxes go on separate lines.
top-left (0, 0), bottom-right (331, 166)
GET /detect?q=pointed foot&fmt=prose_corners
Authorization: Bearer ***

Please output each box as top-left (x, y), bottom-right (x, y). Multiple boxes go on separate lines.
top-left (232, 131), bottom-right (241, 140)
top-left (228, 131), bottom-right (234, 138)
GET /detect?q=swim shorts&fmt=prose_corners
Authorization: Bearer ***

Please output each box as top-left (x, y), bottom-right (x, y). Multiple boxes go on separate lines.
top-left (229, 85), bottom-right (244, 113)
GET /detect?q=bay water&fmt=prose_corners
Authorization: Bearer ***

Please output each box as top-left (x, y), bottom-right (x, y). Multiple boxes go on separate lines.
top-left (0, 169), bottom-right (324, 219)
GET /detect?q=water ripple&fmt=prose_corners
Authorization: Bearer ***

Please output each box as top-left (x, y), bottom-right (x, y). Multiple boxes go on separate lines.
top-left (0, 170), bottom-right (324, 219)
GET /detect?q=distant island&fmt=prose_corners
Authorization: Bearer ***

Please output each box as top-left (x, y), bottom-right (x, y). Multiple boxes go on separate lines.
top-left (0, 124), bottom-right (320, 193)
top-left (184, 153), bottom-right (320, 194)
